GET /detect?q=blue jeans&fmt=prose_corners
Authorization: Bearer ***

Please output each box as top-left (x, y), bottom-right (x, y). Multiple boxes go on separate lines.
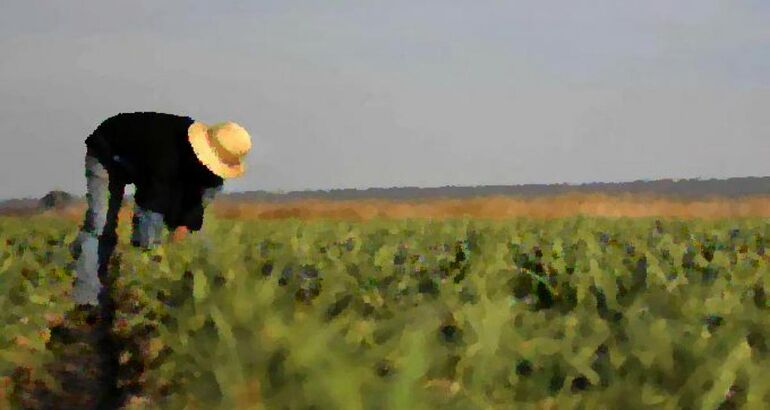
top-left (69, 154), bottom-right (125, 306)
top-left (69, 154), bottom-right (219, 305)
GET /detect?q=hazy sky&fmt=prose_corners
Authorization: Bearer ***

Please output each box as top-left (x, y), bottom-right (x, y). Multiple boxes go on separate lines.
top-left (1, 1), bottom-right (769, 199)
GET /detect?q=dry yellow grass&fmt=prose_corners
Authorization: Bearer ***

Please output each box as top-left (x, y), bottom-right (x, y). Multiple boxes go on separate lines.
top-left (26, 193), bottom-right (770, 223)
top-left (209, 193), bottom-right (770, 221)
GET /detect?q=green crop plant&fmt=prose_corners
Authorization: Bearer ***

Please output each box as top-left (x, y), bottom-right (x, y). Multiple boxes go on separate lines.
top-left (3, 215), bottom-right (770, 408)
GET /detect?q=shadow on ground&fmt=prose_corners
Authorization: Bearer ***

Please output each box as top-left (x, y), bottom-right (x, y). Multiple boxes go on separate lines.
top-left (11, 256), bottom-right (126, 410)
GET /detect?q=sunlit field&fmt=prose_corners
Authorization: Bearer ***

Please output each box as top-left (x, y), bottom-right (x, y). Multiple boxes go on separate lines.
top-left (3, 195), bottom-right (770, 408)
top-left (31, 193), bottom-right (770, 222)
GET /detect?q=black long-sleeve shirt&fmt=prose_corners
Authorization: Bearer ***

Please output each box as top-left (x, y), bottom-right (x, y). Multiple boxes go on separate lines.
top-left (85, 112), bottom-right (224, 231)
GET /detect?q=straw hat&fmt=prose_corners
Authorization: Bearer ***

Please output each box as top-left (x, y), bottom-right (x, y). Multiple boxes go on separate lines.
top-left (188, 121), bottom-right (252, 179)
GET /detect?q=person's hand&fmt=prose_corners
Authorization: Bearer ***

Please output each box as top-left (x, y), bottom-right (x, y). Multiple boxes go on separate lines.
top-left (171, 226), bottom-right (189, 242)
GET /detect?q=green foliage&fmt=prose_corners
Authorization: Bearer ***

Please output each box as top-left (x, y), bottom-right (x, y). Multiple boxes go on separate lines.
top-left (0, 217), bottom-right (77, 406)
top-left (4, 215), bottom-right (770, 408)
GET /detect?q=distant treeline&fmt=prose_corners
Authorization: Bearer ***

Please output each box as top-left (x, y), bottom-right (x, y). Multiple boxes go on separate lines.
top-left (226, 177), bottom-right (770, 202)
top-left (2, 177), bottom-right (769, 214)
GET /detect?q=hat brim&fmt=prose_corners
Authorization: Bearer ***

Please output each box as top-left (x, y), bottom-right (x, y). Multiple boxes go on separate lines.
top-left (188, 122), bottom-right (245, 179)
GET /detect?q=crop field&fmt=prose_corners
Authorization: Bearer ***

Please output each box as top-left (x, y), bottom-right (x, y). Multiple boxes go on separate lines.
top-left (2, 199), bottom-right (770, 409)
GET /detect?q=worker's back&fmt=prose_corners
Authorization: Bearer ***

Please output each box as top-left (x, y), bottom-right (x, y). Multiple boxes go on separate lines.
top-left (85, 112), bottom-right (223, 229)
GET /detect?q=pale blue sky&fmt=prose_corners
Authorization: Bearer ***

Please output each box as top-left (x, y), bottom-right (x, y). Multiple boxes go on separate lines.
top-left (1, 1), bottom-right (769, 199)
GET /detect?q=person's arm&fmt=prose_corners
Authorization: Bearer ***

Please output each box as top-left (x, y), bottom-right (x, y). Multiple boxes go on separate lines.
top-left (171, 185), bottom-right (223, 242)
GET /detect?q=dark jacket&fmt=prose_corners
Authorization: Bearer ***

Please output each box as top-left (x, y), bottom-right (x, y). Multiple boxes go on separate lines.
top-left (85, 112), bottom-right (224, 231)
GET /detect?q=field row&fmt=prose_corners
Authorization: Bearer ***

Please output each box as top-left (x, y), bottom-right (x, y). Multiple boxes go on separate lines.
top-left (3, 216), bottom-right (770, 408)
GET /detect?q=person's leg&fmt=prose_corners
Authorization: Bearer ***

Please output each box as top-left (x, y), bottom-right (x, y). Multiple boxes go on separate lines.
top-left (130, 203), bottom-right (165, 249)
top-left (70, 154), bottom-right (124, 306)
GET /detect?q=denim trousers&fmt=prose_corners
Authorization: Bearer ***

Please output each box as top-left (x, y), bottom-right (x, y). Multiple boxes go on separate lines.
top-left (69, 154), bottom-right (220, 306)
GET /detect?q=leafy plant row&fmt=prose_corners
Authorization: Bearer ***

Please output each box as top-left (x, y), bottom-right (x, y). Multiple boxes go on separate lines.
top-left (109, 216), bottom-right (770, 409)
top-left (0, 217), bottom-right (75, 407)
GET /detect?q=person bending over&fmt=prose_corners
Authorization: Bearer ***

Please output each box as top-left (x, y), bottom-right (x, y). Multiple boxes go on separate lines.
top-left (69, 112), bottom-right (252, 308)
